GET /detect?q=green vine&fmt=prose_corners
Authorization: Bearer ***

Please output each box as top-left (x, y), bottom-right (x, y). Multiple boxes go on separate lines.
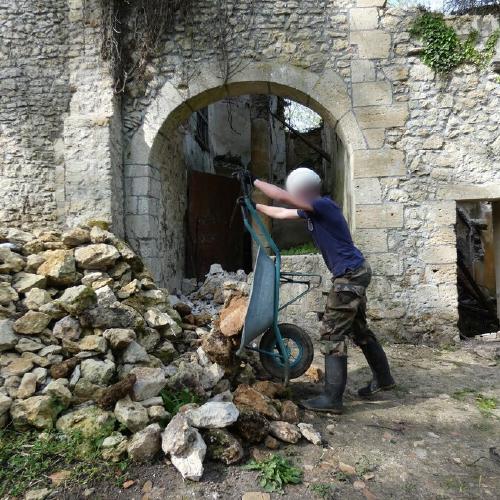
top-left (410, 11), bottom-right (500, 74)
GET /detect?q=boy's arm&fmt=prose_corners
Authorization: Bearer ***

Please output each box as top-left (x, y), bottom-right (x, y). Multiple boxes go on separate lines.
top-left (256, 204), bottom-right (301, 220)
top-left (254, 179), bottom-right (313, 212)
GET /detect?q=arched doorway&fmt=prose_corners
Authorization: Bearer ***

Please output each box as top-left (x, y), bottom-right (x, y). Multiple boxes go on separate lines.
top-left (123, 62), bottom-right (367, 288)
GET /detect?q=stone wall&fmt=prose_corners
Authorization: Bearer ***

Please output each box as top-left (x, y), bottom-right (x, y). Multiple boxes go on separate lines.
top-left (1, 1), bottom-right (500, 343)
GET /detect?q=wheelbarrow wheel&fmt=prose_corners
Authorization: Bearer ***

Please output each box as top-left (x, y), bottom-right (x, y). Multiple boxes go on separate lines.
top-left (259, 323), bottom-right (314, 380)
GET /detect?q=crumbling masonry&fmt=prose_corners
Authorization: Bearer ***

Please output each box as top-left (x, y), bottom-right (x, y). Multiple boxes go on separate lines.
top-left (1, 0), bottom-right (499, 343)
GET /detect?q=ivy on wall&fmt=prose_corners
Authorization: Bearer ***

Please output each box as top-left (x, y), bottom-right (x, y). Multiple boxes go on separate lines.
top-left (410, 11), bottom-right (500, 73)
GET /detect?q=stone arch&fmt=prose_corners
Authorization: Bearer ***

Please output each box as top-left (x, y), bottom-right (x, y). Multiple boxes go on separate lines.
top-left (123, 61), bottom-right (368, 287)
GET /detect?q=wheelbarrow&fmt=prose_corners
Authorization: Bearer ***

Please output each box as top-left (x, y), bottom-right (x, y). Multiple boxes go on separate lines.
top-left (234, 172), bottom-right (321, 384)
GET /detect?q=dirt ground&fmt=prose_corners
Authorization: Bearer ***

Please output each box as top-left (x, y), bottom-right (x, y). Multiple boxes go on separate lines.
top-left (63, 341), bottom-right (499, 500)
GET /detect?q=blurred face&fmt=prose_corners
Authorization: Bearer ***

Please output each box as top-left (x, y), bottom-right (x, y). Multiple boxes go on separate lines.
top-left (293, 185), bottom-right (320, 202)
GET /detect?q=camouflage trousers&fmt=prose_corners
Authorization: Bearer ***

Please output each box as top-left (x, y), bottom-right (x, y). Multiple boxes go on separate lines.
top-left (320, 261), bottom-right (377, 356)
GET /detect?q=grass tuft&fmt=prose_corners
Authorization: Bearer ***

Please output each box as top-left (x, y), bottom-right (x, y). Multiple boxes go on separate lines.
top-left (160, 387), bottom-right (201, 415)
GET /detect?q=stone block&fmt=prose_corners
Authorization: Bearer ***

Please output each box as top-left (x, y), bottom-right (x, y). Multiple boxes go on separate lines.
top-left (363, 129), bottom-right (385, 149)
top-left (350, 8), bottom-right (379, 31)
top-left (355, 104), bottom-right (409, 129)
top-left (426, 202), bottom-right (456, 226)
top-left (419, 245), bottom-right (457, 265)
top-left (354, 229), bottom-right (388, 252)
top-left (310, 68), bottom-right (351, 123)
top-left (356, 204), bottom-right (404, 228)
top-left (383, 65), bottom-right (409, 81)
top-left (353, 149), bottom-right (405, 177)
top-left (354, 178), bottom-right (382, 204)
top-left (424, 264), bottom-right (456, 285)
top-left (437, 184), bottom-right (500, 201)
top-left (368, 253), bottom-right (402, 276)
top-left (353, 81), bottom-right (392, 107)
top-left (351, 31), bottom-right (391, 59)
top-left (357, 0), bottom-right (386, 5)
top-left (351, 60), bottom-right (376, 83)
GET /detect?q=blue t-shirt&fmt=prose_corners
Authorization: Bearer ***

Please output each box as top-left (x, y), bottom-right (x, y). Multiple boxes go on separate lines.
top-left (298, 197), bottom-right (364, 277)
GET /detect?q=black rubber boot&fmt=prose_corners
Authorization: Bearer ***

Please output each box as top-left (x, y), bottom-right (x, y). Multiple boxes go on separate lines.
top-left (358, 338), bottom-right (395, 398)
top-left (300, 355), bottom-right (347, 413)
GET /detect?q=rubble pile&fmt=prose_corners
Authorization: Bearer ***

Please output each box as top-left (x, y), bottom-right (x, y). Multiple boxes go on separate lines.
top-left (0, 224), bottom-right (322, 482)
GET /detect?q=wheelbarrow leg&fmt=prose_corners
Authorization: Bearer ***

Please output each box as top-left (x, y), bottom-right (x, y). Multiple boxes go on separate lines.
top-left (273, 323), bottom-right (290, 386)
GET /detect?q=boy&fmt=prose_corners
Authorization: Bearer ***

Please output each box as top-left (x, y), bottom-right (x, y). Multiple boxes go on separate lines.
top-left (251, 165), bottom-right (395, 414)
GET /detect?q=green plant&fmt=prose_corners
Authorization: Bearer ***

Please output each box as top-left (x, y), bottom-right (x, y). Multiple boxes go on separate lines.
top-left (244, 454), bottom-right (303, 492)
top-left (0, 428), bottom-right (125, 497)
top-left (410, 11), bottom-right (500, 73)
top-left (160, 387), bottom-right (201, 415)
top-left (281, 242), bottom-right (318, 255)
top-left (311, 482), bottom-right (335, 498)
top-left (475, 394), bottom-right (498, 416)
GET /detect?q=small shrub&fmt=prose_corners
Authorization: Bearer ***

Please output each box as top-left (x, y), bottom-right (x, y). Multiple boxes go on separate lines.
top-left (311, 482), bottom-right (335, 498)
top-left (160, 387), bottom-right (201, 415)
top-left (244, 454), bottom-right (303, 492)
top-left (281, 242), bottom-right (318, 255)
top-left (475, 394), bottom-right (498, 416)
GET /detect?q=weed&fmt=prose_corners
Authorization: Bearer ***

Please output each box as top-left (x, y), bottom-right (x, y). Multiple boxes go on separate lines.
top-left (160, 387), bottom-right (201, 415)
top-left (332, 470), bottom-right (350, 482)
top-left (475, 394), bottom-right (497, 416)
top-left (281, 242), bottom-right (318, 256)
top-left (355, 455), bottom-right (376, 476)
top-left (311, 482), bottom-right (335, 498)
top-left (243, 454), bottom-right (303, 492)
top-left (0, 427), bottom-right (125, 497)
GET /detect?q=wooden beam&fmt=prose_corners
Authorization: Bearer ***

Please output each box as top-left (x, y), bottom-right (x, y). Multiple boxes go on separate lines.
top-left (269, 110), bottom-right (331, 163)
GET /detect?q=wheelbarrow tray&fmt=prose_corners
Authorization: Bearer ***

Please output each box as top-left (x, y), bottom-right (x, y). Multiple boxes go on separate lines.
top-left (237, 246), bottom-right (276, 355)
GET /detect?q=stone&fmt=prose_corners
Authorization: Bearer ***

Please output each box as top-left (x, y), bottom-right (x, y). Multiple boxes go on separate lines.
top-left (80, 358), bottom-right (115, 385)
top-left (25, 254), bottom-right (45, 273)
top-left (80, 305), bottom-right (137, 329)
top-left (355, 104), bottom-right (408, 129)
top-left (280, 400), bottom-right (300, 423)
top-left (298, 422), bottom-right (322, 445)
top-left (186, 402), bottom-right (239, 429)
top-left (62, 227), bottom-right (91, 246)
top-left (200, 330), bottom-right (235, 367)
top-left (269, 421), bottom-right (301, 443)
top-left (37, 250), bottom-right (77, 286)
top-left (351, 59), bottom-right (376, 82)
top-left (98, 373), bottom-right (136, 410)
top-left (75, 244), bottom-right (120, 270)
top-left (131, 367), bottom-right (166, 401)
top-left (50, 357), bottom-right (80, 379)
top-left (0, 393), bottom-right (12, 415)
top-left (43, 379), bottom-right (72, 408)
top-left (24, 287), bottom-right (52, 310)
top-left (252, 381), bottom-right (285, 399)
top-left (56, 285), bottom-right (96, 315)
top-left (148, 405), bottom-right (169, 423)
top-left (115, 397), bottom-right (149, 432)
top-left (170, 428), bottom-right (206, 481)
top-left (13, 310), bottom-right (51, 335)
top-left (15, 337), bottom-right (44, 352)
top-left (0, 248), bottom-right (25, 273)
top-left (353, 149), bottom-right (405, 178)
top-left (17, 372), bottom-right (38, 399)
top-left (161, 413), bottom-right (197, 455)
top-left (350, 7), bottom-right (379, 31)
top-left (351, 30), bottom-right (390, 59)
top-left (264, 435), bottom-right (280, 449)
top-left (101, 432), bottom-right (128, 462)
top-left (144, 308), bottom-right (177, 328)
top-left (117, 278), bottom-right (140, 299)
top-left (53, 315), bottom-right (82, 341)
top-left (103, 328), bottom-right (136, 350)
top-left (305, 365), bottom-right (323, 383)
top-left (24, 488), bottom-right (51, 500)
top-left (231, 408), bottom-right (270, 443)
top-left (127, 423), bottom-right (162, 462)
top-left (219, 295), bottom-right (248, 337)
top-left (1, 358), bottom-right (34, 377)
top-left (233, 384), bottom-right (280, 420)
top-left (0, 319), bottom-right (18, 351)
top-left (0, 282), bottom-right (18, 305)
top-left (95, 285), bottom-right (117, 306)
top-left (204, 428), bottom-right (244, 465)
top-left (56, 406), bottom-right (116, 438)
top-left (122, 341), bottom-right (149, 364)
top-left (155, 339), bottom-right (177, 363)
top-left (78, 334), bottom-right (107, 353)
top-left (11, 395), bottom-right (60, 430)
top-left (353, 81), bottom-right (392, 108)
top-left (242, 494), bottom-right (271, 500)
